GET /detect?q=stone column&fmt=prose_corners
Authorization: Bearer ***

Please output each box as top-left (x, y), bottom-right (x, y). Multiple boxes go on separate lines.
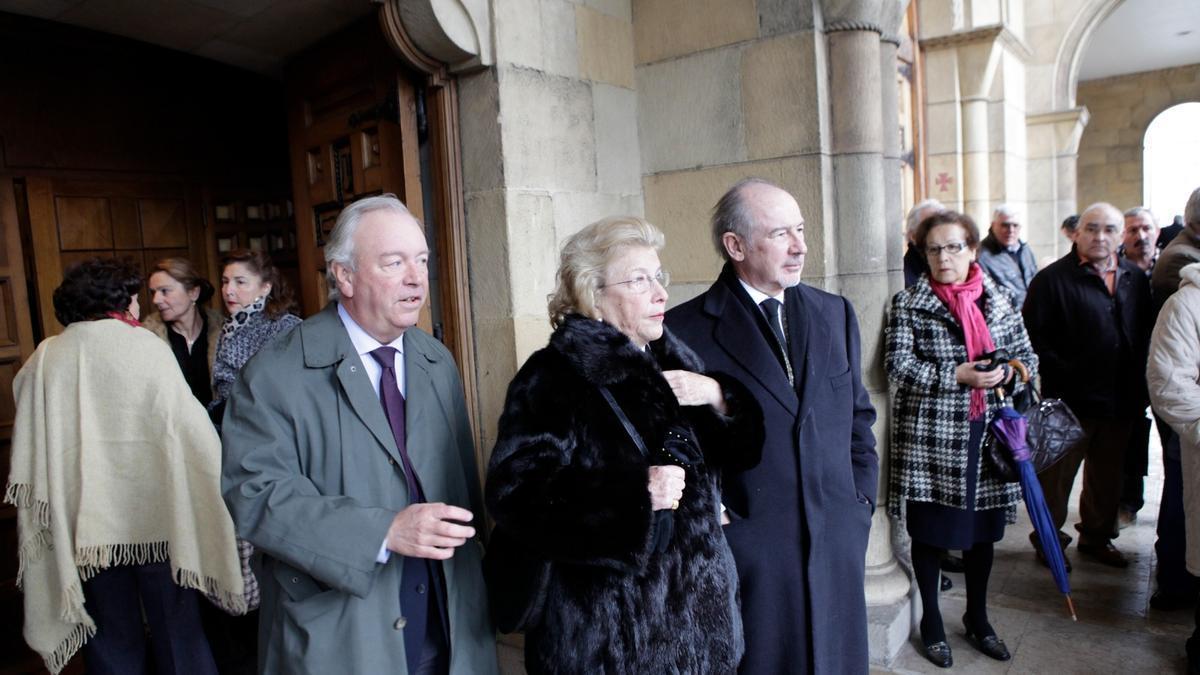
top-left (1026, 107), bottom-right (1089, 262)
top-left (961, 96), bottom-right (991, 224)
top-left (822, 0), bottom-right (911, 665)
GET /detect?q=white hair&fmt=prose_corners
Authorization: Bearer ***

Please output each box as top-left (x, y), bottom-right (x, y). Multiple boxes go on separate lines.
top-left (1123, 206), bottom-right (1157, 226)
top-left (991, 203), bottom-right (1020, 222)
top-left (906, 199), bottom-right (946, 239)
top-left (324, 194), bottom-right (414, 299)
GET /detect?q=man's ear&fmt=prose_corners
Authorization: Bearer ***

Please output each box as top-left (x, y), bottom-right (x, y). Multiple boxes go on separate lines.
top-left (331, 262), bottom-right (354, 298)
top-left (722, 232), bottom-right (746, 262)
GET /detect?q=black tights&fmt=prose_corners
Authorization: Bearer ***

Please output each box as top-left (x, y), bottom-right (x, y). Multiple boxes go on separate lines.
top-left (912, 540), bottom-right (996, 645)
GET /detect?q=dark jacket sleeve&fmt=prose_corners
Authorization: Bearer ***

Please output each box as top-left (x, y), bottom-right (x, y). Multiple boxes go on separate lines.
top-left (681, 371), bottom-right (764, 473)
top-left (485, 352), bottom-right (654, 573)
top-left (844, 297), bottom-right (880, 506)
top-left (1022, 268), bottom-right (1071, 391)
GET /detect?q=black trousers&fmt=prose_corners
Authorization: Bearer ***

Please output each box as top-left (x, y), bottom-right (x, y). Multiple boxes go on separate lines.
top-left (81, 561), bottom-right (217, 675)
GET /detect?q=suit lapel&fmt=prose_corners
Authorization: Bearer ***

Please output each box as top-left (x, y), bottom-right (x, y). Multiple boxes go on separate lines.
top-left (335, 350), bottom-right (406, 469)
top-left (706, 277), bottom-right (799, 416)
top-left (404, 337), bottom-right (449, 501)
top-left (788, 286), bottom-right (830, 419)
top-left (302, 304), bottom-right (406, 469)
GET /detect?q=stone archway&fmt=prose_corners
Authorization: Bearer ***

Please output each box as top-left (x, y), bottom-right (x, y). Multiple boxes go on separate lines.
top-left (1076, 66), bottom-right (1200, 210)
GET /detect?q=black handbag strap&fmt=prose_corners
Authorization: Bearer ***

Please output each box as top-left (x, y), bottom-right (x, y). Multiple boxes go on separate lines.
top-left (598, 386), bottom-right (649, 457)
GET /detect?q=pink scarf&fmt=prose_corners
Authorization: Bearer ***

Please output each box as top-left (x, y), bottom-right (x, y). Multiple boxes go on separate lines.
top-left (929, 264), bottom-right (995, 420)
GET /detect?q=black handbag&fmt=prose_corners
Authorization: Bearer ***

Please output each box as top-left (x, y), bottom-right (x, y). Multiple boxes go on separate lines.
top-left (984, 364), bottom-right (1085, 483)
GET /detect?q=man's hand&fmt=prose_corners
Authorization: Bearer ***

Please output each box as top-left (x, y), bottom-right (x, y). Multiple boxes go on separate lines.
top-left (663, 370), bottom-right (728, 414)
top-left (385, 503), bottom-right (475, 560)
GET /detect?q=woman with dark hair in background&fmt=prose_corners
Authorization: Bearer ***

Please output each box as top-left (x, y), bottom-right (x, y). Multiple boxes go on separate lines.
top-left (144, 257), bottom-right (223, 407)
top-left (208, 249), bottom-right (302, 423)
top-left (4, 258), bottom-right (244, 674)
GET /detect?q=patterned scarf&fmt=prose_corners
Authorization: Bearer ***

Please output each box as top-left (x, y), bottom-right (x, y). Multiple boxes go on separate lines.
top-left (221, 295), bottom-right (267, 338)
top-left (930, 263), bottom-right (996, 420)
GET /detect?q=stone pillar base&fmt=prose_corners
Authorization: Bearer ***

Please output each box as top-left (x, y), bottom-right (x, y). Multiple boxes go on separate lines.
top-left (867, 594), bottom-right (913, 667)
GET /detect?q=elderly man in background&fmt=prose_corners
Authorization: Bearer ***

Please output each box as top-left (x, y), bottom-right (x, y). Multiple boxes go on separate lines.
top-left (1122, 207), bottom-right (1161, 276)
top-left (221, 195), bottom-right (498, 675)
top-left (904, 198), bottom-right (946, 288)
top-left (1117, 207), bottom-right (1161, 530)
top-left (1146, 261), bottom-right (1200, 672)
top-left (977, 204), bottom-right (1037, 307)
top-left (1022, 202), bottom-right (1153, 569)
top-left (1148, 188), bottom-right (1200, 612)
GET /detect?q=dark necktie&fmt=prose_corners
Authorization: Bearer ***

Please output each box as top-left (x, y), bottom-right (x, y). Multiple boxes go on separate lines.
top-left (369, 346), bottom-right (424, 502)
top-left (760, 298), bottom-right (794, 385)
top-left (760, 298), bottom-right (787, 350)
top-left (369, 346), bottom-right (446, 671)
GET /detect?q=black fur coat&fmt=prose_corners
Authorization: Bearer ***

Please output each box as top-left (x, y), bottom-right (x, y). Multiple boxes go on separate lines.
top-left (486, 315), bottom-right (764, 674)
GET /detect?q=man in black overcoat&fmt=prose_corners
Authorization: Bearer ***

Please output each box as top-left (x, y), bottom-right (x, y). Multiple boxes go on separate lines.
top-left (666, 178), bottom-right (879, 673)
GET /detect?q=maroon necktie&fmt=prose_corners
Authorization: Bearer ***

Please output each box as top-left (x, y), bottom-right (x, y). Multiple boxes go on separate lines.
top-left (369, 346), bottom-right (425, 502)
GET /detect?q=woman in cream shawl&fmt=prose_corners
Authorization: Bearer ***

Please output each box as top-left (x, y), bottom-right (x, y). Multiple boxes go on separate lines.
top-left (4, 258), bottom-right (244, 674)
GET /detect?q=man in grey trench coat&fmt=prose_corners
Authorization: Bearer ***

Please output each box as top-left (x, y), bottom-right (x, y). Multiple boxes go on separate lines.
top-left (221, 195), bottom-right (498, 675)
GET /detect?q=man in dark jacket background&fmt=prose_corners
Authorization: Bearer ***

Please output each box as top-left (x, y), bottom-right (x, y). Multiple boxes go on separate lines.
top-left (667, 178), bottom-right (879, 674)
top-left (977, 204), bottom-right (1037, 307)
top-left (1022, 201), bottom-right (1153, 569)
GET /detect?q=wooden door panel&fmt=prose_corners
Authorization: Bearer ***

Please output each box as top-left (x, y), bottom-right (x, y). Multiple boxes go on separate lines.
top-left (55, 195), bottom-right (114, 250)
top-left (26, 177), bottom-right (206, 335)
top-left (139, 198), bottom-right (188, 247)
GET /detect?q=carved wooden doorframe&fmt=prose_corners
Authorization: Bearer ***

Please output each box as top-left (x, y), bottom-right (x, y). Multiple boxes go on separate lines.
top-left (375, 5), bottom-right (482, 450)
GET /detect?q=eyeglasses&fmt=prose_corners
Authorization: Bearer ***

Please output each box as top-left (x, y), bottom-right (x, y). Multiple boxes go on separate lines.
top-left (925, 242), bottom-right (969, 257)
top-left (600, 270), bottom-right (670, 293)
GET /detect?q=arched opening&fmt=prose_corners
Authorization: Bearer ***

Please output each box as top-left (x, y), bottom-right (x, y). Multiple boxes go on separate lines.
top-left (1144, 102), bottom-right (1200, 221)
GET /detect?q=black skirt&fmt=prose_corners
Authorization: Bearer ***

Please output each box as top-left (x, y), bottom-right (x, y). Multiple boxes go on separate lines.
top-left (906, 420), bottom-right (1007, 550)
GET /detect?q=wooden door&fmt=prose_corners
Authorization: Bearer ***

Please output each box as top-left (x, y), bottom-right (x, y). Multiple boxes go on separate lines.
top-left (0, 177), bottom-right (51, 670)
top-left (286, 19), bottom-right (427, 328)
top-left (23, 177), bottom-right (207, 335)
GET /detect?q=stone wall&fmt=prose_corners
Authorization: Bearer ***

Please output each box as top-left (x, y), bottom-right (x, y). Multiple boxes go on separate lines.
top-left (1076, 64), bottom-right (1200, 212)
top-left (457, 0), bottom-right (644, 449)
top-left (634, 0), bottom-right (835, 303)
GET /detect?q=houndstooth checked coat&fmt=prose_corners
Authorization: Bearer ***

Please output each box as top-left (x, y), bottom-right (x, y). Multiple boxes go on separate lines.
top-left (885, 271), bottom-right (1038, 522)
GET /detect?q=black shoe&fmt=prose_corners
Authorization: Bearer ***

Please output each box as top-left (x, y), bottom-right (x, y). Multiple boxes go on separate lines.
top-left (941, 574), bottom-right (953, 591)
top-left (923, 641), bottom-right (953, 668)
top-left (940, 553), bottom-right (965, 574)
top-left (963, 616), bottom-right (1011, 661)
top-left (1077, 541), bottom-right (1130, 568)
top-left (1035, 545), bottom-right (1072, 573)
top-left (1149, 590), bottom-right (1197, 611)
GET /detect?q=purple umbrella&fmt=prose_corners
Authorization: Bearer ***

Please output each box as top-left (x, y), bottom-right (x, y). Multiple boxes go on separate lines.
top-left (991, 390), bottom-right (1078, 621)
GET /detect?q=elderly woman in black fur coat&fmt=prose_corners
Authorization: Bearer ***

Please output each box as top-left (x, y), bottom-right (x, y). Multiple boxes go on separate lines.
top-left (486, 215), bottom-right (764, 673)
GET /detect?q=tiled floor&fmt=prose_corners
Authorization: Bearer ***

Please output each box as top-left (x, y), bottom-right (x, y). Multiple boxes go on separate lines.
top-left (881, 423), bottom-right (1194, 674)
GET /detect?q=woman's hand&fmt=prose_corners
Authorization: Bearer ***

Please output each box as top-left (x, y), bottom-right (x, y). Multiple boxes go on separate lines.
top-left (648, 465), bottom-right (686, 511)
top-left (955, 361), bottom-right (1007, 389)
top-left (663, 370), bottom-right (728, 414)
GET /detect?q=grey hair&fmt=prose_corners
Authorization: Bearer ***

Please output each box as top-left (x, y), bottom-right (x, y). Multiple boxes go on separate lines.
top-left (548, 216), bottom-right (665, 328)
top-left (1186, 187), bottom-right (1200, 233)
top-left (1079, 201), bottom-right (1123, 225)
top-left (324, 194), bottom-right (414, 299)
top-left (711, 178), bottom-right (785, 261)
top-left (1123, 206), bottom-right (1157, 225)
top-left (906, 198), bottom-right (946, 239)
top-left (991, 203), bottom-right (1020, 222)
